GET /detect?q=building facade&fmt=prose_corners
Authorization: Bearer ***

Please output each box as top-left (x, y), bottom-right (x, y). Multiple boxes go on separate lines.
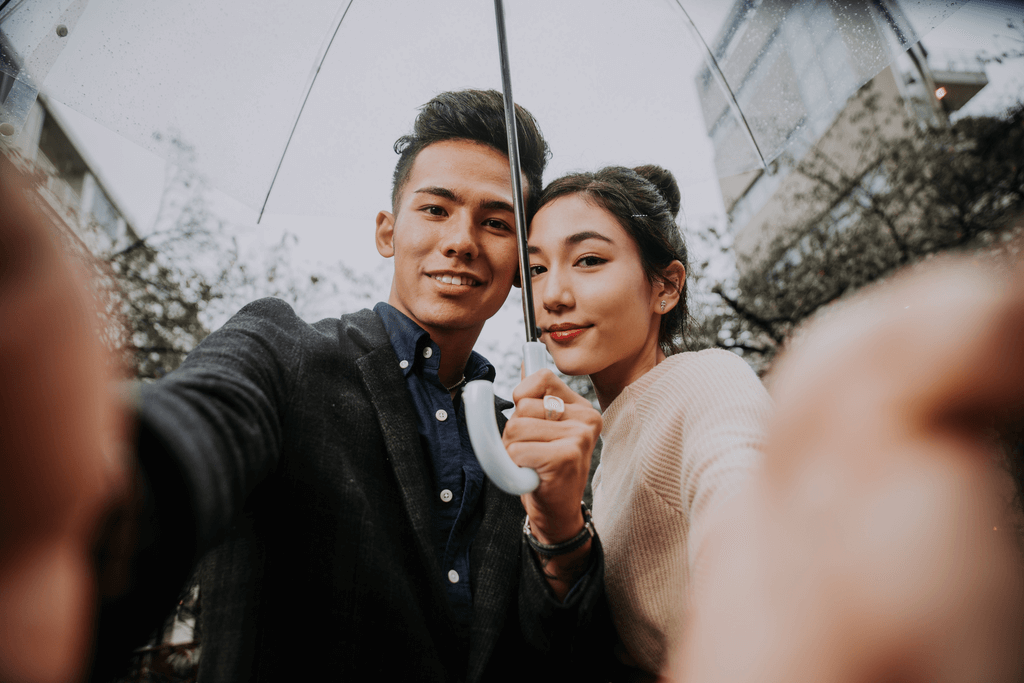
top-left (694, 0), bottom-right (988, 271)
top-left (2, 92), bottom-right (140, 257)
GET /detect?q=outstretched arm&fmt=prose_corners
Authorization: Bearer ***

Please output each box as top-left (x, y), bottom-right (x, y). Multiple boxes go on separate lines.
top-left (0, 158), bottom-right (131, 683)
top-left (674, 257), bottom-right (1024, 683)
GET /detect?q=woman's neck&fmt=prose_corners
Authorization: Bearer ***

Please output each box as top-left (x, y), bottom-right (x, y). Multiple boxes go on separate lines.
top-left (591, 343), bottom-right (667, 412)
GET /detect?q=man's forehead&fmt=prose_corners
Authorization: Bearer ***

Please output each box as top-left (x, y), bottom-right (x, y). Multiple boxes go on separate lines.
top-left (405, 139), bottom-right (529, 200)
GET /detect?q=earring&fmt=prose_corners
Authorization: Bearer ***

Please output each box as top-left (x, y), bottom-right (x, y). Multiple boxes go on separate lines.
top-left (660, 301), bottom-right (666, 312)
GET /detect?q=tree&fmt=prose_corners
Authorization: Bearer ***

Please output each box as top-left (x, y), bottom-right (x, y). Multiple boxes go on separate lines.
top-left (697, 96), bottom-right (1024, 374)
top-left (687, 80), bottom-right (1024, 544)
top-left (97, 132), bottom-right (389, 380)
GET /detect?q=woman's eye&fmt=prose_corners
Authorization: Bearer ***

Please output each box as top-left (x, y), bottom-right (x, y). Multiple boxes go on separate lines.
top-left (529, 264), bottom-right (547, 277)
top-left (576, 255), bottom-right (606, 267)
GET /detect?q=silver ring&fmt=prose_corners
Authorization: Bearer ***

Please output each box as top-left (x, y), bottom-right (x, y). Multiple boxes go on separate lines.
top-left (543, 395), bottom-right (565, 421)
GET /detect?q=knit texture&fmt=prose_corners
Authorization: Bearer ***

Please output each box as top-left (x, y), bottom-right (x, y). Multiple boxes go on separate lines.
top-left (592, 348), bottom-right (772, 674)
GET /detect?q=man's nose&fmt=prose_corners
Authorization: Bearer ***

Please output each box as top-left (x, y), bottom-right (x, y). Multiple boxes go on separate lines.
top-left (440, 211), bottom-right (479, 260)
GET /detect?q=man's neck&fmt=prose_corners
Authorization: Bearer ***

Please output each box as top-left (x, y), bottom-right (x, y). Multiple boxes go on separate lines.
top-left (378, 298), bottom-right (485, 389)
top-left (429, 326), bottom-right (481, 390)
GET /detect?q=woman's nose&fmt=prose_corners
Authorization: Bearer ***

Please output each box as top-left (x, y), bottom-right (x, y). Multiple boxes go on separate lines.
top-left (540, 268), bottom-right (574, 312)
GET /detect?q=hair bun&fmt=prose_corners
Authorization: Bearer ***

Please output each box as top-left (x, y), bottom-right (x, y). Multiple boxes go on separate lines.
top-left (633, 165), bottom-right (680, 217)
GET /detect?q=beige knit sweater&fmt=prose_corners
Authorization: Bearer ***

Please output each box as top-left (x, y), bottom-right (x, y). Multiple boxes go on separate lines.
top-left (591, 349), bottom-right (772, 674)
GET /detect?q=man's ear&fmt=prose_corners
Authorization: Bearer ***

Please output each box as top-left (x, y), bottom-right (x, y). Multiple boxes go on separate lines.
top-left (375, 211), bottom-right (395, 258)
top-left (654, 260), bottom-right (686, 312)
top-left (512, 268), bottom-right (522, 289)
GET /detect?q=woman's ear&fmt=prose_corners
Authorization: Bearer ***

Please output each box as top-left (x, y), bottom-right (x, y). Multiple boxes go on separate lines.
top-left (655, 260), bottom-right (686, 312)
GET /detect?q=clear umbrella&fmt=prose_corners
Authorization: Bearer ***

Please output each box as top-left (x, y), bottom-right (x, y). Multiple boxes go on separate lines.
top-left (0, 0), bottom-right (975, 495)
top-left (0, 0), bottom-right (968, 220)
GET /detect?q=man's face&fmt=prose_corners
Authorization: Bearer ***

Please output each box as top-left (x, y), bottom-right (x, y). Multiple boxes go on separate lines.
top-left (376, 139), bottom-right (523, 341)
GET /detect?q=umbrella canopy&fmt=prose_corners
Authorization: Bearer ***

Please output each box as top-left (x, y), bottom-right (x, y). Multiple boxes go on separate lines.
top-left (0, 0), bottom-right (968, 219)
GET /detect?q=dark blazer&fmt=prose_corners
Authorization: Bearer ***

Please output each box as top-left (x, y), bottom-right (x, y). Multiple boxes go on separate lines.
top-left (117, 299), bottom-right (609, 683)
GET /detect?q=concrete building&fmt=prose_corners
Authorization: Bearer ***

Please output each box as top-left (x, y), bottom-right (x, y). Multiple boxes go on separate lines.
top-left (2, 90), bottom-right (140, 257)
top-left (2, 23), bottom-right (140, 262)
top-left (694, 0), bottom-right (988, 271)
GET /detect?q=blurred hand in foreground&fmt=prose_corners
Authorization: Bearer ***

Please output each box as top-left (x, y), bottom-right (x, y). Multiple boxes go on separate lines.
top-left (674, 257), bottom-right (1024, 683)
top-left (0, 159), bottom-right (130, 683)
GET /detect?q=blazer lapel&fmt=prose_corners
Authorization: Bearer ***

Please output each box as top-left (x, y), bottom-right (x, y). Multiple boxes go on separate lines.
top-left (347, 312), bottom-right (453, 617)
top-left (356, 344), bottom-right (436, 556)
top-left (347, 310), bottom-right (522, 678)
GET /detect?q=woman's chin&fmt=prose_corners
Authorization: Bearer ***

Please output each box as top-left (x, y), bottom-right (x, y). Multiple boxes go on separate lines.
top-left (549, 354), bottom-right (601, 379)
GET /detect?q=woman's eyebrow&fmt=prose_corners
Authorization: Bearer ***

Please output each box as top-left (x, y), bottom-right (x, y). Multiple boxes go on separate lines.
top-left (565, 230), bottom-right (613, 246)
top-left (527, 230), bottom-right (613, 255)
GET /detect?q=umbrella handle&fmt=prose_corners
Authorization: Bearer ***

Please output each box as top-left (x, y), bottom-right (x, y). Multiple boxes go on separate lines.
top-left (465, 341), bottom-right (547, 495)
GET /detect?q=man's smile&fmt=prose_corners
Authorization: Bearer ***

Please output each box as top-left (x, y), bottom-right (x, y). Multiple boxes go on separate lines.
top-left (429, 272), bottom-right (482, 287)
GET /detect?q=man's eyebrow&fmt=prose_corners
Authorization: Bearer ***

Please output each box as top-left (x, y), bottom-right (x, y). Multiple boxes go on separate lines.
top-left (413, 186), bottom-right (461, 203)
top-left (480, 199), bottom-right (514, 213)
top-left (412, 188), bottom-right (513, 214)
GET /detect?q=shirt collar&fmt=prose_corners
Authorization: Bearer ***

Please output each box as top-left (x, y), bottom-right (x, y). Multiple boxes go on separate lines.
top-left (373, 302), bottom-right (497, 384)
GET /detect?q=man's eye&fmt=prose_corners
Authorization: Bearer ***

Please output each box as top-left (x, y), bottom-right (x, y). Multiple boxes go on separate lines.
top-left (529, 265), bottom-right (546, 277)
top-left (485, 219), bottom-right (512, 231)
top-left (423, 206), bottom-right (446, 216)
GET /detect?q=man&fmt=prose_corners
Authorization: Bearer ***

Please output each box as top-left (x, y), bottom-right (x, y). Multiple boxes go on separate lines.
top-left (84, 90), bottom-right (609, 682)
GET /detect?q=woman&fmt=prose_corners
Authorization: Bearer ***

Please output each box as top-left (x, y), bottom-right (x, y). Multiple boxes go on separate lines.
top-left (513, 165), bottom-right (772, 679)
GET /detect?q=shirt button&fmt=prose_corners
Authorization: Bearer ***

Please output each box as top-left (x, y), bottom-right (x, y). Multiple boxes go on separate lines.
top-left (435, 409), bottom-right (448, 422)
top-left (447, 569), bottom-right (460, 584)
top-left (440, 489), bottom-right (453, 503)
top-left (422, 347), bottom-right (433, 359)
top-left (399, 359), bottom-right (409, 369)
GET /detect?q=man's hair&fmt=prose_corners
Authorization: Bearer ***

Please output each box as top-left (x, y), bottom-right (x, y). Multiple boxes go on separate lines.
top-left (391, 89), bottom-right (550, 217)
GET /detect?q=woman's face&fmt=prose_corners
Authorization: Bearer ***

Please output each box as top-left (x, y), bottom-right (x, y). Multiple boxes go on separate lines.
top-left (528, 194), bottom-right (663, 388)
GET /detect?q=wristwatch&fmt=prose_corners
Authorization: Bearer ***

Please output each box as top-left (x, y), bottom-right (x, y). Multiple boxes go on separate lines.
top-left (523, 502), bottom-right (596, 556)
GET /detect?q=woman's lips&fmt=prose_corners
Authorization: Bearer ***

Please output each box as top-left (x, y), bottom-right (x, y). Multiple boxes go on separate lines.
top-left (548, 327), bottom-right (587, 342)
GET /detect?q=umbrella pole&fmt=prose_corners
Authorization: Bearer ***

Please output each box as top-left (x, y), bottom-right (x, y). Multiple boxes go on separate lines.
top-left (669, 0), bottom-right (767, 172)
top-left (461, 0), bottom-right (544, 497)
top-left (493, 0), bottom-right (540, 344)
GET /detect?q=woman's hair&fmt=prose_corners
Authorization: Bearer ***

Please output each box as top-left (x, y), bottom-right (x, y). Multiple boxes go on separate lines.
top-left (536, 165), bottom-right (690, 354)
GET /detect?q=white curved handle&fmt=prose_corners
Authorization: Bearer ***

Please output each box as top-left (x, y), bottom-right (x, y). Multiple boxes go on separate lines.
top-left (465, 341), bottom-right (549, 495)
top-left (465, 379), bottom-right (539, 495)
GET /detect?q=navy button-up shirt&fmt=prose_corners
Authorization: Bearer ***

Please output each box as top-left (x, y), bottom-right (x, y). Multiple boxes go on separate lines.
top-left (374, 302), bottom-right (513, 627)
